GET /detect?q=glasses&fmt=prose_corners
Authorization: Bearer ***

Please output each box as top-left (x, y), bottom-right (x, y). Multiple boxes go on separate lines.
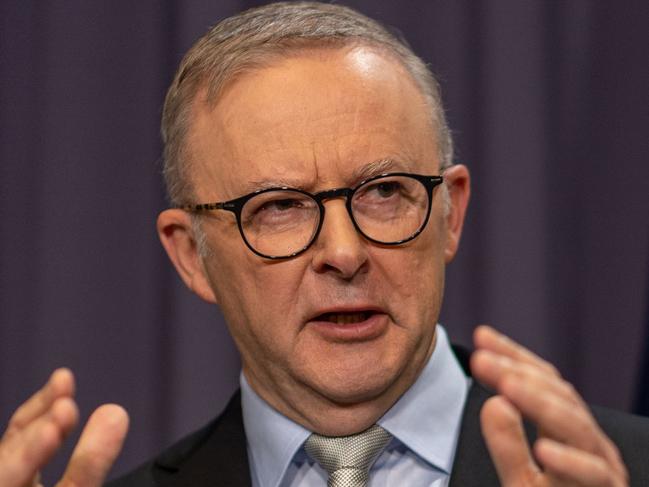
top-left (179, 172), bottom-right (444, 259)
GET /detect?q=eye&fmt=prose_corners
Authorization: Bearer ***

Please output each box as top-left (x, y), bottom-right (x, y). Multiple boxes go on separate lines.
top-left (259, 198), bottom-right (304, 213)
top-left (242, 191), bottom-right (317, 228)
top-left (373, 181), bottom-right (401, 198)
top-left (359, 180), bottom-right (403, 201)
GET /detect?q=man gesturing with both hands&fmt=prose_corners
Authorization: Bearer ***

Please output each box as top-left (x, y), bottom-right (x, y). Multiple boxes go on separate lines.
top-left (2, 2), bottom-right (647, 486)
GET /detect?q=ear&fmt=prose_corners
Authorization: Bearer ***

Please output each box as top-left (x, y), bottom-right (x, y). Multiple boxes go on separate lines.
top-left (157, 209), bottom-right (218, 304)
top-left (442, 164), bottom-right (471, 263)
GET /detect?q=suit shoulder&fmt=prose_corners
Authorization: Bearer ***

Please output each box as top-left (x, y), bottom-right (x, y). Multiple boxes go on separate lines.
top-left (592, 406), bottom-right (649, 486)
top-left (593, 405), bottom-right (649, 449)
top-left (106, 391), bottom-right (245, 487)
top-left (593, 404), bottom-right (649, 439)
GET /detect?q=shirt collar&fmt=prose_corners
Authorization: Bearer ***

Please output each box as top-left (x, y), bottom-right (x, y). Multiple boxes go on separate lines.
top-left (240, 325), bottom-right (469, 487)
top-left (377, 325), bottom-right (469, 474)
top-left (241, 375), bottom-right (310, 487)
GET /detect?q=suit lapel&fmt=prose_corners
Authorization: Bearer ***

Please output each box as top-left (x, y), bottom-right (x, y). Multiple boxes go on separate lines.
top-left (448, 346), bottom-right (536, 486)
top-left (140, 346), bottom-right (511, 486)
top-left (151, 392), bottom-right (252, 487)
top-left (448, 383), bottom-right (501, 486)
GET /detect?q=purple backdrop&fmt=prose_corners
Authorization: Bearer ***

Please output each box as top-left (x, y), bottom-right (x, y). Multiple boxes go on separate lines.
top-left (1, 1), bottom-right (648, 483)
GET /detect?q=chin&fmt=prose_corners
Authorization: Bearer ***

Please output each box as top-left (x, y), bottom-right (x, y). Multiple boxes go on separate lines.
top-left (300, 373), bottom-right (401, 436)
top-left (308, 363), bottom-right (404, 406)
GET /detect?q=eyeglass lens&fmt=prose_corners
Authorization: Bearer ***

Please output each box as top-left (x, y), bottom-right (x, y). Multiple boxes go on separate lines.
top-left (239, 174), bottom-right (430, 258)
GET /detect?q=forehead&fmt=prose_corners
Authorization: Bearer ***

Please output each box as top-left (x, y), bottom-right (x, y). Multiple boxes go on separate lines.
top-left (187, 46), bottom-right (439, 198)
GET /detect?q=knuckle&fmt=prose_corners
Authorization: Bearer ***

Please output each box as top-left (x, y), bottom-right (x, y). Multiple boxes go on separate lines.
top-left (8, 409), bottom-right (26, 430)
top-left (620, 465), bottom-right (630, 484)
top-left (588, 455), bottom-right (615, 484)
top-left (542, 361), bottom-right (560, 377)
top-left (541, 403), bottom-right (566, 430)
top-left (606, 440), bottom-right (629, 479)
top-left (606, 438), bottom-right (622, 458)
top-left (560, 378), bottom-right (575, 394)
top-left (540, 399), bottom-right (592, 436)
top-left (559, 379), bottom-right (582, 404)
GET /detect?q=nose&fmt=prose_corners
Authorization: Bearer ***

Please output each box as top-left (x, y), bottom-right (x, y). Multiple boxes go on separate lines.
top-left (310, 199), bottom-right (369, 279)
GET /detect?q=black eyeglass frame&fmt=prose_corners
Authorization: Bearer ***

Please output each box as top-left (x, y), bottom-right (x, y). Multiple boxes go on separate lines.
top-left (178, 172), bottom-right (444, 260)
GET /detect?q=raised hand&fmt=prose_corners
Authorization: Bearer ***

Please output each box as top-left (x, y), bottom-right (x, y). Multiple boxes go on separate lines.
top-left (471, 325), bottom-right (628, 486)
top-left (0, 368), bottom-right (128, 487)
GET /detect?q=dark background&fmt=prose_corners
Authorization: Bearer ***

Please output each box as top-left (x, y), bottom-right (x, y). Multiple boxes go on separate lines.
top-left (1, 1), bottom-right (648, 483)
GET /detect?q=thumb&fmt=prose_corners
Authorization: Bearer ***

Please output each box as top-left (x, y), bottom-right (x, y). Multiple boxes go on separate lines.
top-left (56, 404), bottom-right (129, 487)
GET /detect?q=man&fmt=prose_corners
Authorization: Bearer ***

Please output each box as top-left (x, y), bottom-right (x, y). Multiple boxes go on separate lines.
top-left (1, 2), bottom-right (647, 486)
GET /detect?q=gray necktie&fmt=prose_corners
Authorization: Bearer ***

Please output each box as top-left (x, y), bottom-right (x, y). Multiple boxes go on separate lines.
top-left (304, 424), bottom-right (392, 487)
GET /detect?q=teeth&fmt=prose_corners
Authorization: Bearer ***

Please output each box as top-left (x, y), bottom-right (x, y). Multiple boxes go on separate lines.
top-left (324, 312), bottom-right (369, 324)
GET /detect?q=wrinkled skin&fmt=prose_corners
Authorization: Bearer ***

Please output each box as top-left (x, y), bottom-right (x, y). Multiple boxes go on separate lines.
top-left (0, 45), bottom-right (627, 487)
top-left (159, 46), bottom-right (470, 435)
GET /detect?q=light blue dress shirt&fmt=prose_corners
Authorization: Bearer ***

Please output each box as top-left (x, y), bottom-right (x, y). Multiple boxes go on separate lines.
top-left (241, 325), bottom-right (470, 487)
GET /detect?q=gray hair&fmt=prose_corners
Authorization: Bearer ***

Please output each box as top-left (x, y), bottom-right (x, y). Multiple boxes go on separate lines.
top-left (161, 1), bottom-right (454, 205)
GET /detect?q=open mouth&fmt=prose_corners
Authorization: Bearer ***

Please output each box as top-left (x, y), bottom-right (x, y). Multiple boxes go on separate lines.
top-left (315, 311), bottom-right (374, 325)
top-left (308, 309), bottom-right (387, 341)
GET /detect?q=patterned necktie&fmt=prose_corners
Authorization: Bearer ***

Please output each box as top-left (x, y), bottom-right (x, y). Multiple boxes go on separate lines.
top-left (304, 424), bottom-right (392, 487)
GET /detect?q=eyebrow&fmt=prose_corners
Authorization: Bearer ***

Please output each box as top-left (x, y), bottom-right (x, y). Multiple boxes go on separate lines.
top-left (242, 158), bottom-right (408, 194)
top-left (244, 177), bottom-right (308, 193)
top-left (351, 158), bottom-right (407, 182)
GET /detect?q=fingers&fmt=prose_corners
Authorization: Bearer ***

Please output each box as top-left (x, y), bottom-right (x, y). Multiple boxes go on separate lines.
top-left (1, 370), bottom-right (128, 487)
top-left (57, 404), bottom-right (129, 487)
top-left (499, 372), bottom-right (605, 455)
top-left (6, 368), bottom-right (75, 435)
top-left (472, 327), bottom-right (618, 457)
top-left (474, 325), bottom-right (559, 377)
top-left (535, 439), bottom-right (628, 487)
top-left (480, 395), bottom-right (542, 485)
top-left (473, 325), bottom-right (629, 486)
top-left (0, 369), bottom-right (78, 487)
top-left (0, 396), bottom-right (79, 487)
top-left (472, 348), bottom-right (583, 408)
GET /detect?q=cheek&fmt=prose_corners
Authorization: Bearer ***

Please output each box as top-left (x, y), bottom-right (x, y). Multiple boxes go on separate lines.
top-left (205, 249), bottom-right (307, 347)
top-left (201, 244), bottom-right (263, 339)
top-left (372, 222), bottom-right (446, 320)
top-left (390, 252), bottom-right (444, 309)
top-left (246, 260), bottom-right (307, 317)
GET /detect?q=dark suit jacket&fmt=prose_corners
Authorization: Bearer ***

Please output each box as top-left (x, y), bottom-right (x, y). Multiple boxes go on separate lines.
top-left (108, 348), bottom-right (649, 486)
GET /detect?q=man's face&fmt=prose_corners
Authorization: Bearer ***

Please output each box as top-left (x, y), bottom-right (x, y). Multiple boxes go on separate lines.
top-left (164, 46), bottom-right (469, 434)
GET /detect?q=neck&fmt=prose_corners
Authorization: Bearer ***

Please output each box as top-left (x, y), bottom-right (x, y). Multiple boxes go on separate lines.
top-left (243, 332), bottom-right (437, 436)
